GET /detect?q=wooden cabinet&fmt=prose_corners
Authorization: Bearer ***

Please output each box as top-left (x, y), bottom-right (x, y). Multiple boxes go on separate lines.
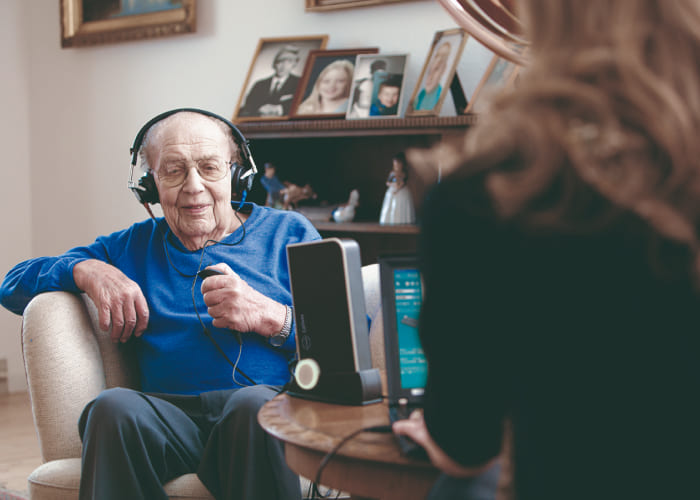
top-left (237, 115), bottom-right (474, 264)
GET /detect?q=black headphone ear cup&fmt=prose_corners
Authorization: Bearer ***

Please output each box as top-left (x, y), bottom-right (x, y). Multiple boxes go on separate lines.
top-left (131, 108), bottom-right (257, 205)
top-left (138, 173), bottom-right (159, 204)
top-left (231, 162), bottom-right (254, 196)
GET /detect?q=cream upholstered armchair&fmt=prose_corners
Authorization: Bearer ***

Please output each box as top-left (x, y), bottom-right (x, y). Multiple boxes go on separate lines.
top-left (21, 264), bottom-right (385, 500)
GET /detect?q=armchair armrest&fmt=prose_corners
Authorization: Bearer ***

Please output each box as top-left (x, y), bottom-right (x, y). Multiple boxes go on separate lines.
top-left (22, 291), bottom-right (138, 463)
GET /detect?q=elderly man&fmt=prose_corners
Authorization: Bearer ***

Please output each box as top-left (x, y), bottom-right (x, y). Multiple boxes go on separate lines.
top-left (0, 109), bottom-right (320, 500)
top-left (239, 45), bottom-right (302, 118)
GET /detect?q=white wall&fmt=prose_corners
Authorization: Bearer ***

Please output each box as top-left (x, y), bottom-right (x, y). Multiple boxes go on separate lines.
top-left (0, 0), bottom-right (492, 392)
top-left (0, 1), bottom-right (32, 392)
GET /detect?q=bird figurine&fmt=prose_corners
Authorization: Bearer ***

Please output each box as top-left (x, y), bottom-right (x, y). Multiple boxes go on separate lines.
top-left (333, 189), bottom-right (360, 223)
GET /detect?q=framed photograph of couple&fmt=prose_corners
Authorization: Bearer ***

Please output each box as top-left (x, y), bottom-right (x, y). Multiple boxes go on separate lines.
top-left (60, 0), bottom-right (196, 48)
top-left (406, 28), bottom-right (468, 117)
top-left (465, 54), bottom-right (521, 113)
top-left (346, 53), bottom-right (409, 119)
top-left (289, 48), bottom-right (379, 120)
top-left (233, 35), bottom-right (329, 123)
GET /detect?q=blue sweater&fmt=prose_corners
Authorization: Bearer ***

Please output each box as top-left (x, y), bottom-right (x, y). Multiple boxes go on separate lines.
top-left (1, 203), bottom-right (321, 394)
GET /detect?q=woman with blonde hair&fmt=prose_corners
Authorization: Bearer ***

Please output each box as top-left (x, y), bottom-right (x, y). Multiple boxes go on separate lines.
top-left (394, 1), bottom-right (700, 498)
top-left (296, 59), bottom-right (354, 115)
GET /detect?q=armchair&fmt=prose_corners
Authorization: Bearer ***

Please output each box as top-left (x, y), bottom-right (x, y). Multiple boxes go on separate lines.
top-left (21, 264), bottom-right (385, 500)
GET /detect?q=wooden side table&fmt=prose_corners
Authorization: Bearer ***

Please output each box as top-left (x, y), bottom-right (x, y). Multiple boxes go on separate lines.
top-left (258, 393), bottom-right (439, 500)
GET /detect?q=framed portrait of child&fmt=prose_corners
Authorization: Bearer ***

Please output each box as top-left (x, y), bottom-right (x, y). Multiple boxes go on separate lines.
top-left (346, 53), bottom-right (409, 119)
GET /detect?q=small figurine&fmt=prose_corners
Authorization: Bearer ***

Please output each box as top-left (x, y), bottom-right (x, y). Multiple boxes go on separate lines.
top-left (333, 189), bottom-right (360, 222)
top-left (281, 183), bottom-right (317, 210)
top-left (259, 162), bottom-right (285, 209)
top-left (379, 152), bottom-right (416, 224)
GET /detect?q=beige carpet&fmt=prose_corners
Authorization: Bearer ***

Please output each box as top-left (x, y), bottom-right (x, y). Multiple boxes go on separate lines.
top-left (0, 488), bottom-right (28, 500)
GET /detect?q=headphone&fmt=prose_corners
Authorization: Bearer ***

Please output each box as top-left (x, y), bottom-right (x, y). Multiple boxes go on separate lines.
top-left (128, 108), bottom-right (258, 205)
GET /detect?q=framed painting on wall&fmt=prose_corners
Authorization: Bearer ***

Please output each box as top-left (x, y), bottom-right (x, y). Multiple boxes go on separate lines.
top-left (289, 48), bottom-right (379, 120)
top-left (305, 0), bottom-right (418, 12)
top-left (233, 35), bottom-right (329, 123)
top-left (60, 0), bottom-right (196, 48)
top-left (405, 28), bottom-right (468, 117)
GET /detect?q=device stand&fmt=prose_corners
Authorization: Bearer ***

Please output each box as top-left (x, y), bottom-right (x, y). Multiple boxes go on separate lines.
top-left (288, 368), bottom-right (383, 406)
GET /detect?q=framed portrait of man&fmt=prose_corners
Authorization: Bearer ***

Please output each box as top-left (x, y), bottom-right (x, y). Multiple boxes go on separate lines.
top-left (233, 35), bottom-right (329, 123)
top-left (346, 53), bottom-right (409, 120)
top-left (405, 28), bottom-right (468, 117)
top-left (289, 48), bottom-right (379, 120)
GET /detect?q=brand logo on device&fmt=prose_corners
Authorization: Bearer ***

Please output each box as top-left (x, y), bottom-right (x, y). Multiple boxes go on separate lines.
top-left (301, 335), bottom-right (312, 351)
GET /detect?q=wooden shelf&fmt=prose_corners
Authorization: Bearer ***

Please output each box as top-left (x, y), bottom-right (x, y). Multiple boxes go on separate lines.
top-left (313, 222), bottom-right (419, 234)
top-left (237, 116), bottom-right (471, 263)
top-left (236, 115), bottom-right (476, 139)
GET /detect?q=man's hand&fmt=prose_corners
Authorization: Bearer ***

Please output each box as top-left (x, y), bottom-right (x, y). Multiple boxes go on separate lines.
top-left (199, 263), bottom-right (286, 337)
top-left (392, 410), bottom-right (497, 478)
top-left (73, 259), bottom-right (149, 343)
top-left (258, 104), bottom-right (284, 117)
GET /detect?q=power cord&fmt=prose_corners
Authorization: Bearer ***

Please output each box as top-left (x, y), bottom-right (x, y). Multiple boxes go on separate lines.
top-left (310, 424), bottom-right (392, 499)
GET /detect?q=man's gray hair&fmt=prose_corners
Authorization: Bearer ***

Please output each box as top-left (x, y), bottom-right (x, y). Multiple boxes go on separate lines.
top-left (138, 111), bottom-right (240, 173)
top-left (274, 45), bottom-right (300, 63)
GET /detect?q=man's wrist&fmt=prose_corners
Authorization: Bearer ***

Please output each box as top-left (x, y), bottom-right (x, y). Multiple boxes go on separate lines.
top-left (269, 305), bottom-right (292, 347)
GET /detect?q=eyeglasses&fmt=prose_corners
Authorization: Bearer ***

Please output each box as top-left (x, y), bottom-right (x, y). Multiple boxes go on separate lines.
top-left (155, 159), bottom-right (232, 188)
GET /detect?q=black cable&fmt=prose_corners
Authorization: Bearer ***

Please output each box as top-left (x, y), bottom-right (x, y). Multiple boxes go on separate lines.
top-left (188, 216), bottom-right (257, 387)
top-left (311, 425), bottom-right (392, 499)
top-left (143, 203), bottom-right (256, 385)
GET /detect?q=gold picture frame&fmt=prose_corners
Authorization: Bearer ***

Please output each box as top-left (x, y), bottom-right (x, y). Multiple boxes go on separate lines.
top-left (60, 0), bottom-right (196, 48)
top-left (233, 35), bottom-right (329, 123)
top-left (465, 54), bottom-right (520, 114)
top-left (405, 28), bottom-right (468, 117)
top-left (305, 0), bottom-right (417, 12)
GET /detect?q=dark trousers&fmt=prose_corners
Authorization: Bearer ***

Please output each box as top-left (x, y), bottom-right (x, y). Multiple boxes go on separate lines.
top-left (427, 460), bottom-right (502, 500)
top-left (77, 385), bottom-right (301, 500)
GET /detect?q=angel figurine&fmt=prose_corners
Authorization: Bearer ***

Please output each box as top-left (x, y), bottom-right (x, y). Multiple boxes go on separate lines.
top-left (379, 152), bottom-right (416, 224)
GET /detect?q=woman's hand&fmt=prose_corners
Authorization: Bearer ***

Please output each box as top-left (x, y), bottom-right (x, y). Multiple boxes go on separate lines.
top-left (393, 410), bottom-right (497, 478)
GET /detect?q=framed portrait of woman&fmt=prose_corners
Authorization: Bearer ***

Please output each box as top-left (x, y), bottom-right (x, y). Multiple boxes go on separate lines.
top-left (346, 53), bottom-right (409, 120)
top-left (405, 28), bottom-right (468, 117)
top-left (289, 48), bottom-right (379, 120)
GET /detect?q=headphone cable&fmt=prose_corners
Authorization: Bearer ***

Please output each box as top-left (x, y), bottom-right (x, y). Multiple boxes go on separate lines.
top-left (143, 202), bottom-right (257, 385)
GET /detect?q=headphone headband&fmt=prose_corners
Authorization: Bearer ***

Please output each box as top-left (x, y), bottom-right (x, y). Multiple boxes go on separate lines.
top-left (128, 108), bottom-right (258, 205)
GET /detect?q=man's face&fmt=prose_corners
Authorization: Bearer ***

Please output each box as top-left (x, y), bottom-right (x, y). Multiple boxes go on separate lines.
top-left (357, 79), bottom-right (373, 108)
top-left (148, 113), bottom-right (236, 249)
top-left (273, 51), bottom-right (298, 78)
top-left (424, 44), bottom-right (451, 92)
top-left (378, 86), bottom-right (400, 108)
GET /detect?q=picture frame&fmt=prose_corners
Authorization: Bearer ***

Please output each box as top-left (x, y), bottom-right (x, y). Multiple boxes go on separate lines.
top-left (405, 28), bottom-right (468, 117)
top-left (233, 35), bottom-right (329, 123)
top-left (346, 53), bottom-right (409, 119)
top-left (465, 54), bottom-right (520, 114)
top-left (289, 48), bottom-right (379, 120)
top-left (305, 0), bottom-right (416, 12)
top-left (60, 0), bottom-right (196, 48)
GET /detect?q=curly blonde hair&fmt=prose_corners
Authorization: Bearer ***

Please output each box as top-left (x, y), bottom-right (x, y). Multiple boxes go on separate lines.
top-left (443, 0), bottom-right (700, 278)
